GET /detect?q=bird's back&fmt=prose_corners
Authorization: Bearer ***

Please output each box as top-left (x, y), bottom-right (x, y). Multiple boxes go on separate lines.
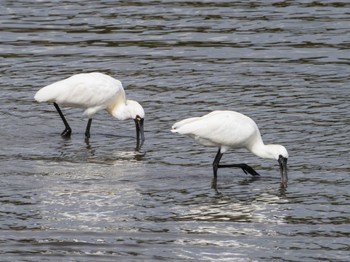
top-left (34, 72), bottom-right (125, 111)
top-left (172, 110), bottom-right (261, 150)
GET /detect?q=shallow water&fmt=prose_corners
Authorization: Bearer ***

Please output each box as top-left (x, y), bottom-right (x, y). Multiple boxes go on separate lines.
top-left (1, 0), bottom-right (350, 261)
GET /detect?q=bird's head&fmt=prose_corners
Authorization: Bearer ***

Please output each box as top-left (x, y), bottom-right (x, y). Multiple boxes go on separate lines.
top-left (264, 144), bottom-right (288, 188)
top-left (109, 99), bottom-right (145, 150)
top-left (126, 100), bottom-right (145, 150)
top-left (126, 100), bottom-right (145, 119)
top-left (271, 144), bottom-right (288, 160)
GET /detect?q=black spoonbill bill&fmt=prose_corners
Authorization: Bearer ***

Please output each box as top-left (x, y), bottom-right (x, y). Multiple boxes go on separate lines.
top-left (171, 110), bottom-right (288, 191)
top-left (35, 72), bottom-right (145, 149)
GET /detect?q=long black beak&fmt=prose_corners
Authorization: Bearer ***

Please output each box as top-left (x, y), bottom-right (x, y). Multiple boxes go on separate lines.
top-left (278, 155), bottom-right (288, 188)
top-left (134, 117), bottom-right (145, 150)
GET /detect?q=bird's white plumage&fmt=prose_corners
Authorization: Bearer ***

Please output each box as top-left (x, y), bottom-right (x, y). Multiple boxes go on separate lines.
top-left (35, 72), bottom-right (145, 120)
top-left (34, 72), bottom-right (145, 147)
top-left (172, 110), bottom-right (289, 189)
top-left (35, 72), bottom-right (127, 118)
top-left (172, 110), bottom-right (288, 159)
top-left (172, 111), bottom-right (260, 152)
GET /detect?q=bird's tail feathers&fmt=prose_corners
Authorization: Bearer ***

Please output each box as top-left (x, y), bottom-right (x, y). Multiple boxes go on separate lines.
top-left (34, 88), bottom-right (50, 103)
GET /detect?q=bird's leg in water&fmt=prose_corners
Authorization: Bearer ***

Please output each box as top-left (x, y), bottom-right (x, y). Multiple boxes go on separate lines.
top-left (85, 119), bottom-right (92, 140)
top-left (212, 148), bottom-right (223, 192)
top-left (53, 102), bottom-right (72, 137)
top-left (218, 163), bottom-right (260, 176)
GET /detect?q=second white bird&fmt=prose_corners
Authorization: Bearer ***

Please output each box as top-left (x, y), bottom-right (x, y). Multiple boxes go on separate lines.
top-left (171, 110), bottom-right (288, 191)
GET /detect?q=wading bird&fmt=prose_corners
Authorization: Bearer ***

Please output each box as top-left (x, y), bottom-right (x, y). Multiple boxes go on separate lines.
top-left (34, 72), bottom-right (145, 149)
top-left (171, 110), bottom-right (288, 191)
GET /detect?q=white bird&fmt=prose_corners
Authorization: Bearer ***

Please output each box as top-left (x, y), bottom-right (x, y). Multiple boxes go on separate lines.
top-left (35, 72), bottom-right (145, 149)
top-left (171, 110), bottom-right (288, 191)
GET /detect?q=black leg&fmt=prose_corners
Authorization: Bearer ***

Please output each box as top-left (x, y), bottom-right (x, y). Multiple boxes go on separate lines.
top-left (85, 119), bottom-right (92, 139)
top-left (218, 163), bottom-right (260, 176)
top-left (53, 102), bottom-right (71, 137)
top-left (212, 148), bottom-right (223, 191)
top-left (210, 149), bottom-right (260, 191)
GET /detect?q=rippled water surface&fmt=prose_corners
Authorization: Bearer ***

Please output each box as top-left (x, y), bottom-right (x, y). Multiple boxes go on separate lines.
top-left (1, 0), bottom-right (350, 261)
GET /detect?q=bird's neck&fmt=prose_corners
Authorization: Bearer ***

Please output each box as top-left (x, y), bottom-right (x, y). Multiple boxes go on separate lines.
top-left (107, 101), bottom-right (131, 120)
top-left (248, 141), bottom-right (276, 160)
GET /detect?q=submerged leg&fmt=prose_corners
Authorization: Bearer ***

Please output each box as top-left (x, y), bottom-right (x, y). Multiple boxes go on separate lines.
top-left (53, 102), bottom-right (71, 137)
top-left (211, 149), bottom-right (260, 191)
top-left (218, 163), bottom-right (260, 176)
top-left (212, 148), bottom-right (223, 191)
top-left (85, 119), bottom-right (92, 139)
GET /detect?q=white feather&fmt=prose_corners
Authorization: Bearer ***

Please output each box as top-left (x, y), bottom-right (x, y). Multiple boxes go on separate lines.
top-left (35, 72), bottom-right (144, 120)
top-left (172, 110), bottom-right (288, 159)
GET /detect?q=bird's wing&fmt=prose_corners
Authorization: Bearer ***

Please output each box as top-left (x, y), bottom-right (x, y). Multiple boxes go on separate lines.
top-left (35, 72), bottom-right (125, 109)
top-left (171, 111), bottom-right (224, 131)
top-left (173, 111), bottom-right (258, 148)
